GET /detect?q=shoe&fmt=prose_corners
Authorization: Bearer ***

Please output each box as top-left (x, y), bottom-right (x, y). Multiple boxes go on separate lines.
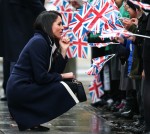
top-left (126, 124), bottom-right (145, 134)
top-left (30, 125), bottom-right (50, 131)
top-left (113, 110), bottom-right (122, 117)
top-left (116, 99), bottom-right (126, 109)
top-left (91, 99), bottom-right (107, 107)
top-left (19, 125), bottom-right (50, 131)
top-left (133, 117), bottom-right (145, 127)
top-left (112, 99), bottom-right (126, 112)
top-left (0, 96), bottom-right (7, 101)
top-left (143, 130), bottom-right (150, 134)
top-left (113, 104), bottom-right (132, 118)
top-left (121, 109), bottom-right (134, 119)
top-left (110, 101), bottom-right (120, 112)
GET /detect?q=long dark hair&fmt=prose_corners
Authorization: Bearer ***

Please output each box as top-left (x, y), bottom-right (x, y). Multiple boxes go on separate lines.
top-left (34, 10), bottom-right (62, 38)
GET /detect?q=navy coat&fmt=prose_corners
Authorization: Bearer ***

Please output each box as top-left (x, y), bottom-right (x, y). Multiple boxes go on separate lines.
top-left (2, 0), bottom-right (45, 61)
top-left (6, 32), bottom-right (79, 130)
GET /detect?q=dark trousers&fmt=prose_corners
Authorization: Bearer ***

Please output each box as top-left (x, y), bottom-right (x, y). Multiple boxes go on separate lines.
top-left (143, 59), bottom-right (150, 130)
top-left (2, 59), bottom-right (10, 95)
top-left (135, 79), bottom-right (144, 119)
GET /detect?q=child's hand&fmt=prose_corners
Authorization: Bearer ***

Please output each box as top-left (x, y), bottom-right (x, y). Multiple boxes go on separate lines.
top-left (131, 18), bottom-right (138, 26)
top-left (115, 36), bottom-right (124, 44)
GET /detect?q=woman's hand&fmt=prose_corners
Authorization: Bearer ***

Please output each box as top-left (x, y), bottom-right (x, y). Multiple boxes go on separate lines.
top-left (61, 72), bottom-right (75, 79)
top-left (59, 36), bottom-right (70, 58)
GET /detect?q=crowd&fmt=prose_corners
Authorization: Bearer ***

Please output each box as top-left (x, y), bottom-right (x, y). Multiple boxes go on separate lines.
top-left (88, 0), bottom-right (150, 134)
top-left (1, 0), bottom-right (150, 133)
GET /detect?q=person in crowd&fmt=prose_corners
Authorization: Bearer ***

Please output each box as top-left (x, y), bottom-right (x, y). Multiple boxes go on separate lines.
top-left (1, 0), bottom-right (45, 101)
top-left (69, 0), bottom-right (83, 10)
top-left (0, 0), bottom-right (6, 101)
top-left (115, 1), bottom-right (148, 133)
top-left (6, 11), bottom-right (87, 131)
top-left (141, 0), bottom-right (150, 133)
top-left (113, 0), bottom-right (142, 120)
top-left (119, 0), bottom-right (130, 18)
top-left (87, 0), bottom-right (125, 108)
top-left (110, 0), bottom-right (130, 112)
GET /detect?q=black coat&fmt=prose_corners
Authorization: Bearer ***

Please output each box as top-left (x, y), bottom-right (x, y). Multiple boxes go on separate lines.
top-left (6, 32), bottom-right (78, 130)
top-left (0, 0), bottom-right (4, 57)
top-left (2, 0), bottom-right (45, 61)
top-left (141, 0), bottom-right (150, 60)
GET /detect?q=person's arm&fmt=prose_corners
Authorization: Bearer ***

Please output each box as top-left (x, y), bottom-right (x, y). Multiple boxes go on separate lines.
top-left (59, 36), bottom-right (70, 58)
top-left (29, 38), bottom-right (63, 84)
top-left (87, 32), bottom-right (117, 43)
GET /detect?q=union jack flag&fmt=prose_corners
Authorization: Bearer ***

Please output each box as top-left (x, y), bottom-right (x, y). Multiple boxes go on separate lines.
top-left (67, 30), bottom-right (88, 58)
top-left (89, 0), bottom-right (104, 6)
top-left (86, 0), bottom-right (120, 32)
top-left (89, 74), bottom-right (104, 103)
top-left (87, 54), bottom-right (115, 75)
top-left (89, 42), bottom-right (117, 48)
top-left (86, 0), bottom-right (109, 32)
top-left (129, 0), bottom-right (150, 11)
top-left (47, 0), bottom-right (62, 6)
top-left (69, 2), bottom-right (93, 35)
top-left (57, 0), bottom-right (73, 12)
top-left (61, 29), bottom-right (75, 58)
top-left (99, 29), bottom-right (132, 39)
top-left (61, 12), bottom-right (74, 29)
top-left (86, 0), bottom-right (123, 45)
top-left (52, 0), bottom-right (74, 29)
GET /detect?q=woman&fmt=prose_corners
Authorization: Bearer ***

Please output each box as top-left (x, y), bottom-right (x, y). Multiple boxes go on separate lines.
top-left (6, 11), bottom-right (86, 131)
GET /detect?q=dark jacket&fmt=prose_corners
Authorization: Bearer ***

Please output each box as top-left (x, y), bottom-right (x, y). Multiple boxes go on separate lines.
top-left (142, 0), bottom-right (150, 30)
top-left (141, 0), bottom-right (150, 59)
top-left (0, 0), bottom-right (4, 57)
top-left (6, 32), bottom-right (77, 130)
top-left (2, 0), bottom-right (45, 61)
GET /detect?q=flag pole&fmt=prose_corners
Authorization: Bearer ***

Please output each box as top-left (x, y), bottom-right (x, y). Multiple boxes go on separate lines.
top-left (126, 32), bottom-right (150, 39)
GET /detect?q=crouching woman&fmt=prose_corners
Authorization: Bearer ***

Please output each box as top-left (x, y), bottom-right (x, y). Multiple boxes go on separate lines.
top-left (6, 11), bottom-right (86, 131)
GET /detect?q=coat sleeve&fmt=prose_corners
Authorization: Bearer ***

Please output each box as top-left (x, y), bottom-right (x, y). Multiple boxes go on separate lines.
top-left (50, 53), bottom-right (68, 73)
top-left (29, 38), bottom-right (63, 84)
top-left (87, 32), bottom-right (117, 43)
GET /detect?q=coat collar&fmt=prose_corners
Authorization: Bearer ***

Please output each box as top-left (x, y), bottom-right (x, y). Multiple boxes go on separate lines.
top-left (34, 30), bottom-right (54, 46)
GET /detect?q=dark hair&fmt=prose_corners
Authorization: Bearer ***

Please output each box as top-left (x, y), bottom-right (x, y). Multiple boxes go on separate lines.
top-left (127, 0), bottom-right (140, 11)
top-left (34, 10), bottom-right (62, 38)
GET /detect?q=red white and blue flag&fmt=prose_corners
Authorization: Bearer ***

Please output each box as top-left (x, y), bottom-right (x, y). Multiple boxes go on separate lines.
top-left (69, 2), bottom-right (93, 36)
top-left (87, 54), bottom-right (115, 75)
top-left (89, 74), bottom-right (104, 103)
top-left (57, 0), bottom-right (73, 13)
top-left (46, 0), bottom-right (123, 58)
top-left (46, 0), bottom-right (62, 6)
top-left (67, 30), bottom-right (88, 58)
